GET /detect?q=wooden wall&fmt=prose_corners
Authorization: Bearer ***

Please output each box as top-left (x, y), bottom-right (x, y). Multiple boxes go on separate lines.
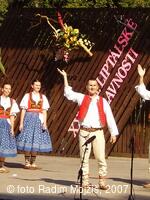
top-left (0, 7), bottom-right (150, 157)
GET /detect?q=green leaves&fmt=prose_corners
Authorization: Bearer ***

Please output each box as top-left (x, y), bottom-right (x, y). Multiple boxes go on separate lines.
top-left (0, 49), bottom-right (5, 75)
top-left (0, 0), bottom-right (8, 26)
top-left (0, 58), bottom-right (5, 74)
top-left (2, 0), bottom-right (150, 8)
top-left (0, 59), bottom-right (5, 75)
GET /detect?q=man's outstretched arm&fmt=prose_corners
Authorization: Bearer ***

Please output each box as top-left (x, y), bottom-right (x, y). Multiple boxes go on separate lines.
top-left (135, 64), bottom-right (150, 100)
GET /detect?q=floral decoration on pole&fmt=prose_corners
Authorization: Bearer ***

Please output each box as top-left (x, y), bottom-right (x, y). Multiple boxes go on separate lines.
top-left (29, 12), bottom-right (94, 63)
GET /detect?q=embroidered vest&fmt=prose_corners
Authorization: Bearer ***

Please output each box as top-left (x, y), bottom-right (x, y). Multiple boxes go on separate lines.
top-left (0, 97), bottom-right (13, 118)
top-left (27, 92), bottom-right (43, 112)
top-left (76, 95), bottom-right (106, 127)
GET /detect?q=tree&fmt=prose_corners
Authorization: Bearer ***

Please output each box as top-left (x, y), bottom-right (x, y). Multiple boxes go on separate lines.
top-left (119, 0), bottom-right (150, 7)
top-left (0, 0), bottom-right (8, 26)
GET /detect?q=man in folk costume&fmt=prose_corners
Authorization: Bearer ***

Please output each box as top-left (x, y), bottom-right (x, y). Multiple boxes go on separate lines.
top-left (57, 68), bottom-right (119, 190)
top-left (135, 64), bottom-right (150, 188)
top-left (0, 83), bottom-right (19, 173)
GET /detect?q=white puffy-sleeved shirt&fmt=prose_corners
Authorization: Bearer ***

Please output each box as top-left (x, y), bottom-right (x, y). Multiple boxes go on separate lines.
top-left (0, 96), bottom-right (20, 123)
top-left (135, 83), bottom-right (150, 100)
top-left (20, 93), bottom-right (50, 123)
top-left (64, 86), bottom-right (119, 136)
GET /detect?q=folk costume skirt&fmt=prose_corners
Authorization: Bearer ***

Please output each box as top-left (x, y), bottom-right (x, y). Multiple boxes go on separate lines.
top-left (0, 119), bottom-right (17, 157)
top-left (17, 112), bottom-right (52, 152)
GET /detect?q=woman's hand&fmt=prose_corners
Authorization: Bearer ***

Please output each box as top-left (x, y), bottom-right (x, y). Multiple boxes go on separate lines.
top-left (42, 123), bottom-right (47, 131)
top-left (11, 128), bottom-right (15, 137)
top-left (19, 123), bottom-right (24, 131)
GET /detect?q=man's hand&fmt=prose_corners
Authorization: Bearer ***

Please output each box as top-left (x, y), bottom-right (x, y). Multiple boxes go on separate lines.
top-left (138, 64), bottom-right (145, 77)
top-left (57, 68), bottom-right (67, 77)
top-left (57, 68), bottom-right (69, 87)
top-left (110, 136), bottom-right (117, 144)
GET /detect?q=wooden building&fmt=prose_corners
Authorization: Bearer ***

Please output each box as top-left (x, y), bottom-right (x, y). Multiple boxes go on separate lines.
top-left (0, 7), bottom-right (150, 157)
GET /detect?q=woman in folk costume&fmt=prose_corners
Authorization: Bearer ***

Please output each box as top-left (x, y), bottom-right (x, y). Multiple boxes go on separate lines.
top-left (17, 80), bottom-right (52, 169)
top-left (135, 64), bottom-right (150, 188)
top-left (0, 83), bottom-right (19, 173)
top-left (57, 68), bottom-right (119, 190)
